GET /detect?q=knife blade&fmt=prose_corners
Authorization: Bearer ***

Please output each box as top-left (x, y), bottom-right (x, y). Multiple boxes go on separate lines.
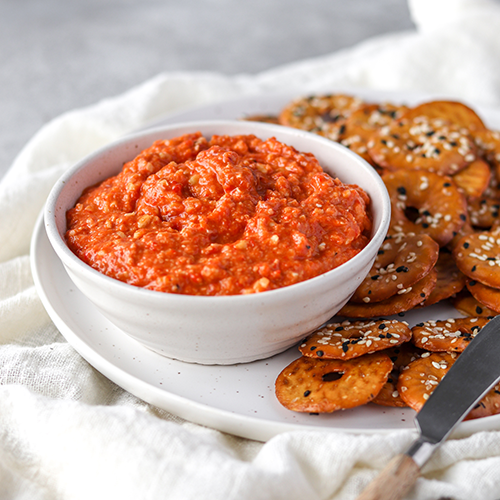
top-left (356, 313), bottom-right (500, 500)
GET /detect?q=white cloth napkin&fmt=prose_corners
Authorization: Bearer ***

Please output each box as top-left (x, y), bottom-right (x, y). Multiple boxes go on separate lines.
top-left (3, 0), bottom-right (500, 498)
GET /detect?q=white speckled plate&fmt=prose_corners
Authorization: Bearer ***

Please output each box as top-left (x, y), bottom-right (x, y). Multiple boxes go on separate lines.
top-left (31, 91), bottom-right (500, 442)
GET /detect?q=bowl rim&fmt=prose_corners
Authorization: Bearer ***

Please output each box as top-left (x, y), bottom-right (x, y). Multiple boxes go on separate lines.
top-left (44, 119), bottom-right (391, 303)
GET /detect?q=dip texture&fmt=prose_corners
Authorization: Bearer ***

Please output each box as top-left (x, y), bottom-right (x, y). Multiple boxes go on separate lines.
top-left (66, 133), bottom-right (372, 295)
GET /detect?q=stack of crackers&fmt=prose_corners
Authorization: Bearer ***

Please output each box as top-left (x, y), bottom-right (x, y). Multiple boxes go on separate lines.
top-left (248, 94), bottom-right (500, 418)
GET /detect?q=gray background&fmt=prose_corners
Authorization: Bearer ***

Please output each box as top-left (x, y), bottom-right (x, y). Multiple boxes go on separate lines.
top-left (1, 0), bottom-right (415, 180)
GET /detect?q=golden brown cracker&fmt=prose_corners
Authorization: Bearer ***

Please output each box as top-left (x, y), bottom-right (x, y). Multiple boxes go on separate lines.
top-left (275, 353), bottom-right (392, 413)
top-left (383, 169), bottom-right (467, 247)
top-left (339, 268), bottom-right (437, 318)
top-left (397, 352), bottom-right (458, 412)
top-left (299, 319), bottom-right (411, 360)
top-left (350, 233), bottom-right (439, 304)
top-left (368, 116), bottom-right (477, 175)
top-left (411, 317), bottom-right (490, 352)
top-left (278, 94), bottom-right (364, 141)
top-left (453, 229), bottom-right (500, 287)
top-left (419, 250), bottom-right (466, 306)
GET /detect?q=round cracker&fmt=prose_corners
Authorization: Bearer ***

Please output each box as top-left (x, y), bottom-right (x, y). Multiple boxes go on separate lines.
top-left (383, 169), bottom-right (467, 247)
top-left (398, 351), bottom-right (500, 420)
top-left (275, 352), bottom-right (393, 413)
top-left (468, 196), bottom-right (500, 229)
top-left (467, 382), bottom-right (500, 420)
top-left (278, 94), bottom-right (364, 141)
top-left (452, 290), bottom-right (498, 317)
top-left (368, 116), bottom-right (477, 175)
top-left (452, 158), bottom-right (492, 201)
top-left (299, 319), bottom-right (412, 360)
top-left (453, 229), bottom-right (500, 287)
top-left (400, 100), bottom-right (487, 133)
top-left (371, 343), bottom-right (424, 408)
top-left (419, 250), bottom-right (466, 307)
top-left (242, 114), bottom-right (280, 124)
top-left (350, 233), bottom-right (439, 304)
top-left (339, 268), bottom-right (437, 318)
top-left (339, 103), bottom-right (408, 165)
top-left (411, 317), bottom-right (490, 352)
top-left (466, 279), bottom-right (500, 313)
top-left (397, 352), bottom-right (458, 412)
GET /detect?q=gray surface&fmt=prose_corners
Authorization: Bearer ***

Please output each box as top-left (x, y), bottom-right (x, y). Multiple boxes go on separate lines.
top-left (0, 0), bottom-right (414, 179)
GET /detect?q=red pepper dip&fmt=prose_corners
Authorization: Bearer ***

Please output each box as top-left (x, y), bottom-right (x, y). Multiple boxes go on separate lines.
top-left (66, 133), bottom-right (372, 295)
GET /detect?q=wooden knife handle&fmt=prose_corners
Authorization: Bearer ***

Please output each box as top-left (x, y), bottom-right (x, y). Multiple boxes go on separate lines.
top-left (355, 454), bottom-right (420, 500)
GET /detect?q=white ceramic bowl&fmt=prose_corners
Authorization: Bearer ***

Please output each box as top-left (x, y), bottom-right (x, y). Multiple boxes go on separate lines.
top-left (44, 120), bottom-right (390, 365)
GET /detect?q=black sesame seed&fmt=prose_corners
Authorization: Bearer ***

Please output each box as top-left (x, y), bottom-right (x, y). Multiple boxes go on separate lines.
top-left (443, 182), bottom-right (451, 187)
top-left (316, 350), bottom-right (324, 357)
top-left (371, 274), bottom-right (380, 280)
top-left (310, 346), bottom-right (317, 351)
top-left (460, 214), bottom-right (467, 221)
top-left (476, 306), bottom-right (483, 314)
top-left (335, 326), bottom-right (344, 331)
top-left (396, 266), bottom-right (409, 273)
top-left (471, 265), bottom-right (476, 272)
top-left (463, 242), bottom-right (470, 248)
top-left (342, 343), bottom-right (349, 353)
top-left (303, 390), bottom-right (311, 397)
top-left (397, 186), bottom-right (407, 195)
top-left (378, 323), bottom-right (386, 329)
top-left (469, 280), bottom-right (477, 286)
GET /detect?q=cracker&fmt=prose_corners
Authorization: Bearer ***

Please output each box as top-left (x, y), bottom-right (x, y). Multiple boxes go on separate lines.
top-left (466, 279), bottom-right (500, 313)
top-left (468, 196), bottom-right (500, 229)
top-left (339, 103), bottom-right (408, 166)
top-left (383, 169), bottom-right (467, 247)
top-left (242, 114), bottom-right (280, 124)
top-left (474, 128), bottom-right (500, 174)
top-left (368, 116), bottom-right (477, 175)
top-left (278, 94), bottom-right (364, 141)
top-left (275, 353), bottom-right (393, 413)
top-left (350, 233), bottom-right (439, 304)
top-left (419, 249), bottom-right (466, 307)
top-left (299, 319), bottom-right (412, 360)
top-left (453, 228), bottom-right (500, 287)
top-left (398, 351), bottom-right (500, 420)
top-left (372, 343), bottom-right (424, 408)
top-left (452, 290), bottom-right (498, 317)
top-left (400, 100), bottom-right (487, 132)
top-left (339, 268), bottom-right (437, 318)
top-left (467, 382), bottom-right (500, 420)
top-left (411, 316), bottom-right (490, 352)
top-left (452, 158), bottom-right (491, 201)
top-left (397, 352), bottom-right (458, 412)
